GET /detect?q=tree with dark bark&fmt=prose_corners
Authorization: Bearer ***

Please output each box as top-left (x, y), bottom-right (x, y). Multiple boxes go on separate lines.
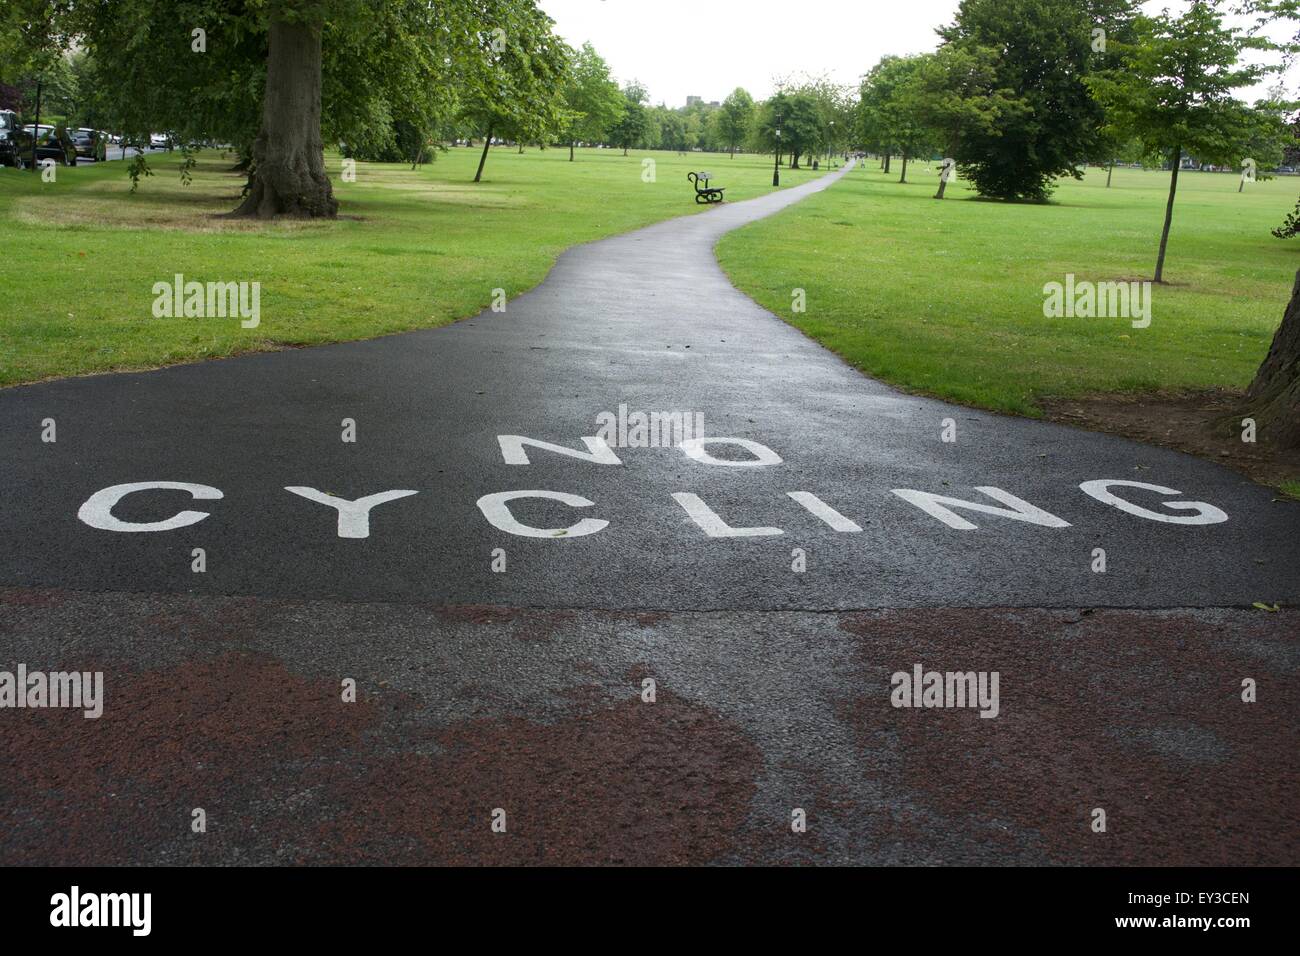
top-left (233, 16), bottom-right (336, 218)
top-left (1240, 271), bottom-right (1300, 449)
top-left (54, 0), bottom-right (557, 214)
top-left (1088, 2), bottom-right (1270, 281)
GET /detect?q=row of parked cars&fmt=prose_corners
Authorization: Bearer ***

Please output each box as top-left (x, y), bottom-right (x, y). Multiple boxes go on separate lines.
top-left (0, 110), bottom-right (173, 168)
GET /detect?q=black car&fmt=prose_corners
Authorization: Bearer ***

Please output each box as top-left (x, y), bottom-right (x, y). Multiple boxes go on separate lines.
top-left (0, 110), bottom-right (25, 168)
top-left (71, 128), bottom-right (108, 162)
top-left (16, 123), bottom-right (78, 168)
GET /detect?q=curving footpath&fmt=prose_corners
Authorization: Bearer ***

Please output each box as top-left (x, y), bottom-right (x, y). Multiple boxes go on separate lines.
top-left (0, 160), bottom-right (1296, 865)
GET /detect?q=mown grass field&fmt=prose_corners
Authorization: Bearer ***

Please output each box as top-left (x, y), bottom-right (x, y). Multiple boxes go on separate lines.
top-left (716, 159), bottom-right (1299, 417)
top-left (0, 145), bottom-right (810, 387)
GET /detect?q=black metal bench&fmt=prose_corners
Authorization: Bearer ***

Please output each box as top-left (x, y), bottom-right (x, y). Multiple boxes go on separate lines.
top-left (687, 171), bottom-right (725, 204)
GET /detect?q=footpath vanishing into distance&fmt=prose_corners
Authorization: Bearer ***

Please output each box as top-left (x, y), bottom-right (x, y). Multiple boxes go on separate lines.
top-left (1, 159), bottom-right (1295, 865)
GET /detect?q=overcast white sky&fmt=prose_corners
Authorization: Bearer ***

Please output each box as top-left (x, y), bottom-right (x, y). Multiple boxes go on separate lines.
top-left (537, 0), bottom-right (962, 107)
top-left (537, 0), bottom-right (1295, 107)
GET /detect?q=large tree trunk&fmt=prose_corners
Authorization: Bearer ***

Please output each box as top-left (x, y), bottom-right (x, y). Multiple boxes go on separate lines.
top-left (569, 140), bottom-right (575, 161)
top-left (232, 19), bottom-right (336, 219)
top-left (883, 152), bottom-right (891, 174)
top-left (1154, 145), bottom-right (1180, 283)
top-left (934, 177), bottom-right (947, 200)
top-left (1106, 162), bottom-right (1114, 188)
top-left (899, 152), bottom-right (909, 183)
top-left (1240, 270), bottom-right (1300, 448)
top-left (474, 124), bottom-right (493, 182)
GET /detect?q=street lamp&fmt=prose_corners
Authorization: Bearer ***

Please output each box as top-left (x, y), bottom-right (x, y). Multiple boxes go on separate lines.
top-left (772, 116), bottom-right (782, 187)
top-left (827, 120), bottom-right (835, 169)
top-left (30, 77), bottom-right (43, 173)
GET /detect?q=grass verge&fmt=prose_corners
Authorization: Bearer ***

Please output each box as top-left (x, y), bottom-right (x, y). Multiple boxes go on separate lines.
top-left (716, 160), bottom-right (1296, 418)
top-left (0, 144), bottom-right (807, 387)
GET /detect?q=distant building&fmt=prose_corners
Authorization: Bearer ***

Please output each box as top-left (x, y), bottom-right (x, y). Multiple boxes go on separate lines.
top-left (708, 101), bottom-right (720, 108)
top-left (686, 96), bottom-right (702, 107)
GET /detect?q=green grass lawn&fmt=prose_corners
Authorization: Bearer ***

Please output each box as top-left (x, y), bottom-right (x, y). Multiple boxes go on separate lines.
top-left (716, 160), bottom-right (1299, 417)
top-left (0, 145), bottom-right (808, 387)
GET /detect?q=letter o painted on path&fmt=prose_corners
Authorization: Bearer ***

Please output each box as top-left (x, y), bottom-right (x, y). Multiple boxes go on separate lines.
top-left (679, 437), bottom-right (782, 467)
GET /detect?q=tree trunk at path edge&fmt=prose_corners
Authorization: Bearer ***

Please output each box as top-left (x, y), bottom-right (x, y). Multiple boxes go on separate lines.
top-left (1239, 270), bottom-right (1300, 449)
top-left (232, 18), bottom-right (337, 219)
top-left (1106, 162), bottom-right (1114, 188)
top-left (474, 125), bottom-right (493, 183)
top-left (1154, 145), bottom-right (1180, 283)
top-left (569, 141), bottom-right (575, 161)
top-left (899, 153), bottom-right (908, 183)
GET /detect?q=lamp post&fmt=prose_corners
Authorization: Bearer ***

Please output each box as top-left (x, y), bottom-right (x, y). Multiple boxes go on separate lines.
top-left (30, 77), bottom-right (42, 173)
top-left (827, 120), bottom-right (835, 169)
top-left (772, 116), bottom-right (782, 187)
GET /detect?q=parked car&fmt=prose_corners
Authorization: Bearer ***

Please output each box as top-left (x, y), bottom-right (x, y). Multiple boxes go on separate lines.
top-left (71, 128), bottom-right (108, 162)
top-left (149, 132), bottom-right (170, 148)
top-left (19, 123), bottom-right (77, 167)
top-left (0, 110), bottom-right (26, 168)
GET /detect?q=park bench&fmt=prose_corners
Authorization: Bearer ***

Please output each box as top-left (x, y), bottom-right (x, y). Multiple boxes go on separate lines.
top-left (687, 171), bottom-right (725, 204)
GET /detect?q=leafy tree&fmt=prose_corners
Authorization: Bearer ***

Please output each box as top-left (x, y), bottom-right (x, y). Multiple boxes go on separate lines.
top-left (938, 0), bottom-right (1135, 201)
top-left (857, 56), bottom-right (908, 173)
top-left (560, 41), bottom-right (624, 160)
top-left (657, 108), bottom-right (688, 153)
top-left (759, 89), bottom-right (822, 168)
top-left (1088, 2), bottom-right (1271, 281)
top-left (10, 54), bottom-right (78, 124)
top-left (910, 45), bottom-right (1016, 198)
top-left (1237, 101), bottom-right (1289, 188)
top-left (858, 56), bottom-right (932, 182)
top-left (55, 1), bottom-right (568, 212)
top-left (0, 0), bottom-right (61, 84)
top-left (609, 82), bottom-right (649, 155)
top-left (454, 3), bottom-right (570, 182)
top-left (718, 87), bottom-right (754, 157)
top-left (793, 74), bottom-right (854, 166)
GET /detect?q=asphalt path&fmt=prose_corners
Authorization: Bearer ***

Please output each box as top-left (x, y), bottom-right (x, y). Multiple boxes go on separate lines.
top-left (1, 160), bottom-right (1296, 866)
top-left (0, 160), bottom-right (1296, 609)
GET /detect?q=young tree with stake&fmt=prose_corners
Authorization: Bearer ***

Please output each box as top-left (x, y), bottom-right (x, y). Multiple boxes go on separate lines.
top-left (1087, 2), bottom-right (1269, 282)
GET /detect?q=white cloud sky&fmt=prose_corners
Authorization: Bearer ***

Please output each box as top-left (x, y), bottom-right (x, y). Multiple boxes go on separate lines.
top-left (537, 0), bottom-right (1296, 107)
top-left (537, 0), bottom-right (962, 106)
